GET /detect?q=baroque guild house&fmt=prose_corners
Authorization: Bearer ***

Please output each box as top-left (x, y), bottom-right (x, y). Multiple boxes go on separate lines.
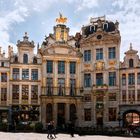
top-left (0, 15), bottom-right (140, 129)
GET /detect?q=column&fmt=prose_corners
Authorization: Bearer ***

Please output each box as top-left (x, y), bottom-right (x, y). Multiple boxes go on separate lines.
top-left (65, 103), bottom-right (69, 123)
top-left (41, 102), bottom-right (46, 129)
top-left (29, 84), bottom-right (31, 104)
top-left (54, 60), bottom-right (58, 95)
top-left (126, 73), bottom-right (128, 103)
top-left (53, 103), bottom-right (57, 126)
top-left (76, 60), bottom-right (80, 96)
top-left (29, 68), bottom-right (31, 80)
top-left (19, 84), bottom-right (22, 104)
top-left (76, 100), bottom-right (82, 127)
top-left (7, 71), bottom-right (10, 106)
top-left (42, 58), bottom-right (46, 95)
top-left (20, 68), bottom-right (22, 80)
top-left (66, 60), bottom-right (70, 95)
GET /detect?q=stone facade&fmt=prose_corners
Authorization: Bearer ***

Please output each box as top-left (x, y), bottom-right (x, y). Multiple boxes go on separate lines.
top-left (0, 15), bottom-right (140, 128)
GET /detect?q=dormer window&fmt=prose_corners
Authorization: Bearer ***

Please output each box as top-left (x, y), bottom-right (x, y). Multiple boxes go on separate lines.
top-left (23, 54), bottom-right (28, 64)
top-left (129, 59), bottom-right (134, 68)
top-left (33, 57), bottom-right (37, 64)
top-left (15, 56), bottom-right (18, 63)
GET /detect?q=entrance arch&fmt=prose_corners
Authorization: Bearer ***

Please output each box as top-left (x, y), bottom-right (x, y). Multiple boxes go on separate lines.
top-left (123, 110), bottom-right (140, 127)
top-left (46, 103), bottom-right (53, 123)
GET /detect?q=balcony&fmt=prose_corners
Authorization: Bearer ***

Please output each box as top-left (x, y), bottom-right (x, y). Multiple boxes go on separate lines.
top-left (92, 84), bottom-right (108, 91)
top-left (1, 101), bottom-right (7, 106)
top-left (12, 99), bottom-right (19, 104)
top-left (120, 100), bottom-right (140, 105)
top-left (31, 99), bottom-right (38, 104)
top-left (42, 86), bottom-right (82, 96)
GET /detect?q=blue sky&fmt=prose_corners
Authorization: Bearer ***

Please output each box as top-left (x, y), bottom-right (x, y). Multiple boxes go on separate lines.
top-left (0, 0), bottom-right (140, 60)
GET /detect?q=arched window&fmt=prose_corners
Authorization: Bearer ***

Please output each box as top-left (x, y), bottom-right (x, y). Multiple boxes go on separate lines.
top-left (129, 59), bottom-right (134, 68)
top-left (33, 57), bottom-right (37, 64)
top-left (23, 54), bottom-right (28, 64)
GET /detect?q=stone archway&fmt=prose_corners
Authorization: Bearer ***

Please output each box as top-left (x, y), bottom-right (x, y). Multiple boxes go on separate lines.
top-left (46, 103), bottom-right (53, 123)
top-left (123, 110), bottom-right (140, 127)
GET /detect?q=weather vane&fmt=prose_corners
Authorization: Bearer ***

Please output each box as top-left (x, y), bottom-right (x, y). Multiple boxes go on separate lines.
top-left (56, 13), bottom-right (67, 24)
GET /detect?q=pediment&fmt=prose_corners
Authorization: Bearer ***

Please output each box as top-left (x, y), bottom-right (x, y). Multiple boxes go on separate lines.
top-left (81, 31), bottom-right (120, 45)
top-left (41, 43), bottom-right (81, 57)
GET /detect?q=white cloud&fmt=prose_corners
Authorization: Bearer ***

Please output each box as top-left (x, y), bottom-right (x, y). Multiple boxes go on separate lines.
top-left (76, 0), bottom-right (99, 11)
top-left (108, 0), bottom-right (140, 60)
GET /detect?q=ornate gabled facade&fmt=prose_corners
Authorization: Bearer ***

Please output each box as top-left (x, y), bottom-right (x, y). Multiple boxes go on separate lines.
top-left (0, 15), bottom-right (140, 129)
top-left (80, 16), bottom-right (121, 127)
top-left (9, 33), bottom-right (42, 124)
top-left (0, 47), bottom-right (10, 123)
top-left (40, 15), bottom-right (83, 127)
top-left (120, 43), bottom-right (140, 126)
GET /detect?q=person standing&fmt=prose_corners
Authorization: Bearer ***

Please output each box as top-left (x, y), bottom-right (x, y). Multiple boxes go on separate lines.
top-left (68, 121), bottom-right (75, 137)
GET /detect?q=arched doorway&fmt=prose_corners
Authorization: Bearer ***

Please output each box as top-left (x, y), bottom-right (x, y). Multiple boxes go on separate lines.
top-left (70, 104), bottom-right (77, 122)
top-left (46, 103), bottom-right (53, 123)
top-left (57, 103), bottom-right (65, 128)
top-left (123, 110), bottom-right (140, 127)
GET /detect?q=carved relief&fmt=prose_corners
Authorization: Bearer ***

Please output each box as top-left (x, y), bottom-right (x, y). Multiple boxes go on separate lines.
top-left (95, 61), bottom-right (104, 70)
top-left (109, 60), bottom-right (116, 66)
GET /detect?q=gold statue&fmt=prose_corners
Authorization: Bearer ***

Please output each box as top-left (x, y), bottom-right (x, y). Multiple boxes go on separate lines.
top-left (56, 13), bottom-right (67, 24)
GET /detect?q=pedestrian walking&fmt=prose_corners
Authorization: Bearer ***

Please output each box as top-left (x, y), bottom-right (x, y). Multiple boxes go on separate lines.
top-left (52, 121), bottom-right (57, 138)
top-left (47, 122), bottom-right (53, 139)
top-left (68, 121), bottom-right (75, 137)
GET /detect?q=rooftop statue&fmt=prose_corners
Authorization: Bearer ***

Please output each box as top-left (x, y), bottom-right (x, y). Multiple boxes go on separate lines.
top-left (56, 13), bottom-right (67, 24)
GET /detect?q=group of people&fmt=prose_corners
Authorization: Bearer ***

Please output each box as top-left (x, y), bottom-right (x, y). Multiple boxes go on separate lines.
top-left (47, 121), bottom-right (75, 139)
top-left (47, 121), bottom-right (56, 139)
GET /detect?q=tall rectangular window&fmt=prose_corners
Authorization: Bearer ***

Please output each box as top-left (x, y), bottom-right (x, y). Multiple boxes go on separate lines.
top-left (58, 61), bottom-right (65, 74)
top-left (1, 73), bottom-right (7, 82)
top-left (47, 60), bottom-right (53, 73)
top-left (108, 47), bottom-right (116, 59)
top-left (137, 90), bottom-right (140, 101)
top-left (109, 93), bottom-right (116, 101)
top-left (128, 90), bottom-right (135, 102)
top-left (137, 73), bottom-right (140, 84)
top-left (31, 69), bottom-right (38, 80)
top-left (96, 48), bottom-right (103, 60)
top-left (84, 50), bottom-right (91, 62)
top-left (1, 88), bottom-right (7, 101)
top-left (122, 74), bottom-right (126, 85)
top-left (84, 73), bottom-right (91, 87)
top-left (128, 73), bottom-right (135, 85)
top-left (31, 85), bottom-right (38, 99)
top-left (13, 68), bottom-right (19, 80)
top-left (96, 73), bottom-right (103, 86)
top-left (109, 108), bottom-right (116, 121)
top-left (109, 72), bottom-right (116, 86)
top-left (12, 85), bottom-right (19, 99)
top-left (22, 85), bottom-right (29, 100)
top-left (70, 79), bottom-right (76, 96)
top-left (46, 78), bottom-right (53, 95)
top-left (22, 69), bottom-right (29, 80)
top-left (70, 62), bottom-right (76, 74)
top-left (58, 78), bottom-right (65, 95)
top-left (122, 90), bottom-right (126, 102)
top-left (84, 109), bottom-right (91, 121)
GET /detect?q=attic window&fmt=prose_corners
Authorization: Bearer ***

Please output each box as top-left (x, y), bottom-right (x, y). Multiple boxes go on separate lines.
top-left (33, 57), bottom-right (37, 64)
top-left (129, 59), bottom-right (134, 68)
